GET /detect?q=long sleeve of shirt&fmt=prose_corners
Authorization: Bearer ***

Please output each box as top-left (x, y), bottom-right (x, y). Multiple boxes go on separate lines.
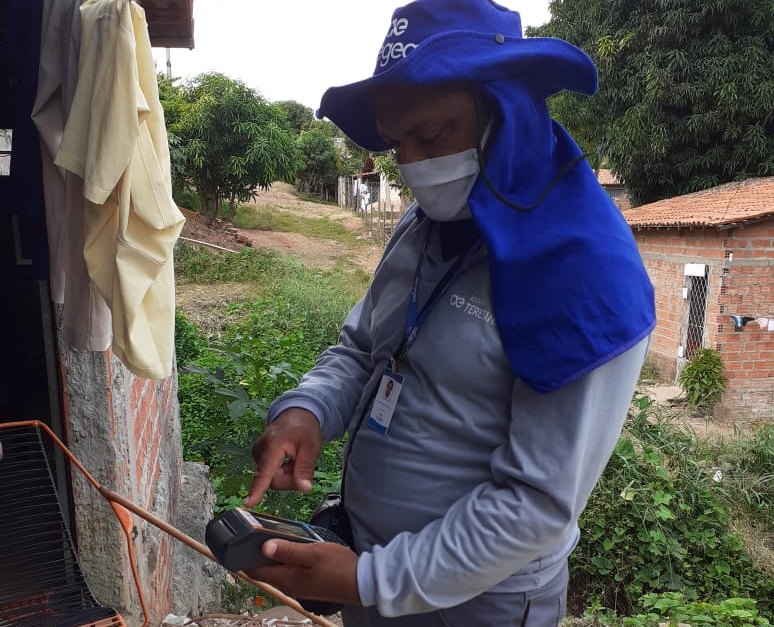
top-left (355, 337), bottom-right (647, 616)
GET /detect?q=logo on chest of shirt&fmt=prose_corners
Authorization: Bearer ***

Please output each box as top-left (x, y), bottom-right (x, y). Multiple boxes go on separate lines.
top-left (449, 294), bottom-right (496, 326)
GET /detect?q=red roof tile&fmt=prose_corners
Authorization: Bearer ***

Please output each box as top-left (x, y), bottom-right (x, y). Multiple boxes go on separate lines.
top-left (623, 177), bottom-right (774, 228)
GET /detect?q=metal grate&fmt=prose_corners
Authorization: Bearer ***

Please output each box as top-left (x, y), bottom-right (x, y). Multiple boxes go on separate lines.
top-left (0, 426), bottom-right (126, 627)
top-left (682, 270), bottom-right (710, 359)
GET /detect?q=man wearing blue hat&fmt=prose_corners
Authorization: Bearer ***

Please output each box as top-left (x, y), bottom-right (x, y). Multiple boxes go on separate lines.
top-left (245, 0), bottom-right (656, 625)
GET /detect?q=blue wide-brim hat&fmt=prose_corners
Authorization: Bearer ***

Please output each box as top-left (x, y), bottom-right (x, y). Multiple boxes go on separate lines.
top-left (318, 0), bottom-right (598, 151)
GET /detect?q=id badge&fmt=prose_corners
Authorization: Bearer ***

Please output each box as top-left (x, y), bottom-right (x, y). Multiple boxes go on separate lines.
top-left (367, 369), bottom-right (404, 435)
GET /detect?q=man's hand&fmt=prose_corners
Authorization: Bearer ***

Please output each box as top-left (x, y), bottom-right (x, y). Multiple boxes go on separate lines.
top-left (247, 540), bottom-right (360, 606)
top-left (245, 408), bottom-right (322, 507)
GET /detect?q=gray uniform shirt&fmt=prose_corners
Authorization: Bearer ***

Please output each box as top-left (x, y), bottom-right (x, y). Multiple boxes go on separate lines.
top-left (268, 208), bottom-right (648, 617)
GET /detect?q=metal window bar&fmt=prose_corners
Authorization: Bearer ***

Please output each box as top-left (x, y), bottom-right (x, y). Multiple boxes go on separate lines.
top-left (684, 271), bottom-right (710, 359)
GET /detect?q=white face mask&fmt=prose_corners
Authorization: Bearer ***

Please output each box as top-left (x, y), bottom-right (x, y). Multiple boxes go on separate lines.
top-left (398, 148), bottom-right (480, 221)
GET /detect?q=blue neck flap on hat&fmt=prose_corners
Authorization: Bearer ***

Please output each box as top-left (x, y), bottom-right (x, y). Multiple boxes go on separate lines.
top-left (468, 83), bottom-right (656, 392)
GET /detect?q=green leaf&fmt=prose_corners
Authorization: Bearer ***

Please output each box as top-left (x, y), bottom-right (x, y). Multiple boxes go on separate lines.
top-left (655, 505), bottom-right (676, 520)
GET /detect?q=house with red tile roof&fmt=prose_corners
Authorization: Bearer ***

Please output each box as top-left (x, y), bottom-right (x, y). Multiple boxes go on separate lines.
top-left (623, 177), bottom-right (773, 420)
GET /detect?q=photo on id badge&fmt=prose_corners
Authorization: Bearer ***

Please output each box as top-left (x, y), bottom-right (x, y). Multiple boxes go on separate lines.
top-left (367, 369), bottom-right (404, 435)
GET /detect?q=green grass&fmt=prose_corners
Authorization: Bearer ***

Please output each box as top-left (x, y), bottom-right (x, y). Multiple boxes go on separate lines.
top-left (174, 242), bottom-right (296, 284)
top-left (295, 190), bottom-right (338, 206)
top-left (175, 241), bottom-right (369, 297)
top-left (233, 203), bottom-right (358, 245)
top-left (700, 423), bottom-right (773, 529)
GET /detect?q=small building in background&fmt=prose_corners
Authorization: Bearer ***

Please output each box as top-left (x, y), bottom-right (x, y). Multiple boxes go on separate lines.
top-left (623, 177), bottom-right (773, 421)
top-left (338, 171), bottom-right (408, 244)
top-left (597, 168), bottom-right (632, 211)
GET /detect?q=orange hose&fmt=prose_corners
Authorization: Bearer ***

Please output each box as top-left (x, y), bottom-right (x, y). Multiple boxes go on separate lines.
top-left (110, 501), bottom-right (151, 627)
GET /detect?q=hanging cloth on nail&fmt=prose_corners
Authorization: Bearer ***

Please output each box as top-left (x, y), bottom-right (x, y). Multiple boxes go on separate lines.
top-left (55, 0), bottom-right (185, 379)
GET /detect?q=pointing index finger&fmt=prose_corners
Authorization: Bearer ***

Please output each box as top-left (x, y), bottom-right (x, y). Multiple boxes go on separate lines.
top-left (244, 444), bottom-right (288, 507)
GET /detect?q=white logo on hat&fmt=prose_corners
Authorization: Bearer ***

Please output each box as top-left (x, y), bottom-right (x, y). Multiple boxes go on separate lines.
top-left (377, 17), bottom-right (417, 68)
top-left (388, 17), bottom-right (409, 37)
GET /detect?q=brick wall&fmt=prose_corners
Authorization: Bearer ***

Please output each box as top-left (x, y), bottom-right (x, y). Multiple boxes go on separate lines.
top-left (633, 220), bottom-right (773, 420)
top-left (126, 370), bottom-right (182, 621)
top-left (714, 221), bottom-right (774, 420)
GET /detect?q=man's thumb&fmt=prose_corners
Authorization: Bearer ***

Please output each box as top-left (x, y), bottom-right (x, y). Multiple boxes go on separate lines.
top-left (263, 540), bottom-right (313, 567)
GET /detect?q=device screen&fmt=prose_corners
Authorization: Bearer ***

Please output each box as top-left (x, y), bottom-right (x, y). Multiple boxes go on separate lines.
top-left (237, 509), bottom-right (314, 539)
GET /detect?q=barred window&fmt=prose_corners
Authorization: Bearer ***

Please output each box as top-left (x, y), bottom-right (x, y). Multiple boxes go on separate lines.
top-left (682, 265), bottom-right (710, 359)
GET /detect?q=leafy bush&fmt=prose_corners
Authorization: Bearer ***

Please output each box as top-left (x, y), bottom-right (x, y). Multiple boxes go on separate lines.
top-left (679, 348), bottom-right (727, 409)
top-left (174, 243), bottom-right (364, 518)
top-left (174, 310), bottom-right (206, 366)
top-left (174, 186), bottom-right (199, 212)
top-left (180, 341), bottom-right (343, 519)
top-left (623, 593), bottom-right (770, 626)
top-left (571, 396), bottom-right (773, 616)
top-left (177, 351), bottom-right (232, 458)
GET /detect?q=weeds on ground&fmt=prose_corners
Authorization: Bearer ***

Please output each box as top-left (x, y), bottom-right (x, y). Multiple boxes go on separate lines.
top-left (699, 423), bottom-right (773, 528)
top-left (571, 395), bottom-right (773, 618)
top-left (175, 243), bottom-right (365, 520)
top-left (175, 243), bottom-right (293, 284)
top-left (233, 203), bottom-right (357, 245)
top-left (579, 595), bottom-right (771, 626)
top-left (637, 361), bottom-right (663, 385)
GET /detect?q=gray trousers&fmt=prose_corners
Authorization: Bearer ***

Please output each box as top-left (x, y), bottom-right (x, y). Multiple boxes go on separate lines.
top-left (342, 562), bottom-right (568, 627)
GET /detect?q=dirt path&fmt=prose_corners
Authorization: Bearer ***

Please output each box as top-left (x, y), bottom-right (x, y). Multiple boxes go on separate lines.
top-left (244, 183), bottom-right (383, 274)
top-left (177, 184), bottom-right (383, 334)
top-left (179, 183), bottom-right (383, 275)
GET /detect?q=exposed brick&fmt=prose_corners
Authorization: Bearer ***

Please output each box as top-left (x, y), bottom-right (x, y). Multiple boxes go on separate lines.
top-left (637, 216), bottom-right (773, 420)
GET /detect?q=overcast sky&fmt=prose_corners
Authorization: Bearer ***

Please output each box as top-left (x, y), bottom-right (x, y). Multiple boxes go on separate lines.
top-left (151, 0), bottom-right (552, 110)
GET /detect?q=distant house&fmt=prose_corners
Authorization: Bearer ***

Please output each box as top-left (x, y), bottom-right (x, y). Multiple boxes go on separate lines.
top-left (597, 168), bottom-right (632, 211)
top-left (623, 178), bottom-right (774, 420)
top-left (338, 170), bottom-right (408, 243)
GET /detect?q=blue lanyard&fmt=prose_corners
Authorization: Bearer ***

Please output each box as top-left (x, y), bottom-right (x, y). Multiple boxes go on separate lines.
top-left (392, 232), bottom-right (481, 371)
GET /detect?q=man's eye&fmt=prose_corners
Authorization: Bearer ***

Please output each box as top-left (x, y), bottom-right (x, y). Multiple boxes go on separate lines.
top-left (418, 126), bottom-right (450, 144)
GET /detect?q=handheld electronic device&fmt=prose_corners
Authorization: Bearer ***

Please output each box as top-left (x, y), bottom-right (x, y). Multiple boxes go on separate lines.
top-left (205, 508), bottom-right (349, 572)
